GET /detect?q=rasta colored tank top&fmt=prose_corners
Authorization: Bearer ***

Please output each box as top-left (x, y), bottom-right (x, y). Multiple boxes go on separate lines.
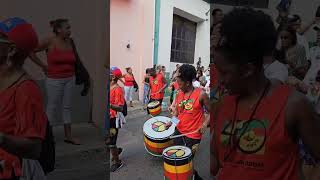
top-left (213, 84), bottom-right (300, 180)
top-left (175, 88), bottom-right (204, 139)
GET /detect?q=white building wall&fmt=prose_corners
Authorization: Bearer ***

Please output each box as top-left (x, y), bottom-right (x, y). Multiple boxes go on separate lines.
top-left (158, 0), bottom-right (211, 77)
top-left (212, 0), bottom-right (320, 43)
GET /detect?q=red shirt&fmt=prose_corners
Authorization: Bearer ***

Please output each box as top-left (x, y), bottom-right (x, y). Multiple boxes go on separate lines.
top-left (110, 86), bottom-right (125, 119)
top-left (47, 48), bottom-right (76, 79)
top-left (213, 85), bottom-right (300, 180)
top-left (0, 80), bottom-right (47, 179)
top-left (124, 74), bottom-right (135, 87)
top-left (150, 73), bottom-right (165, 100)
top-left (173, 81), bottom-right (179, 90)
top-left (175, 88), bottom-right (204, 139)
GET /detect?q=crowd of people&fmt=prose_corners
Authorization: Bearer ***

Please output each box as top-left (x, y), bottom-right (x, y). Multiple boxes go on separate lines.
top-left (210, 3), bottom-right (320, 180)
top-left (108, 62), bottom-right (211, 178)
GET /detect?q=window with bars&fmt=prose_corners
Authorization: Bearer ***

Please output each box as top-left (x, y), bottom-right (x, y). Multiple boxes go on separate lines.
top-left (214, 0), bottom-right (269, 8)
top-left (170, 14), bottom-right (197, 64)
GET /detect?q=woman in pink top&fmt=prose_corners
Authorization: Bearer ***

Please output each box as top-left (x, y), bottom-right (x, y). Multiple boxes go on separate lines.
top-left (29, 19), bottom-right (80, 145)
top-left (123, 67), bottom-right (136, 107)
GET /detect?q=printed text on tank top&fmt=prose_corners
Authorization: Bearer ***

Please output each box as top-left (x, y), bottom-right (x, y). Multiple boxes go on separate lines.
top-left (224, 80), bottom-right (271, 162)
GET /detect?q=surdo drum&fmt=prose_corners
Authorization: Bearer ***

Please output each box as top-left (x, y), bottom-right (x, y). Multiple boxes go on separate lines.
top-left (143, 116), bottom-right (175, 157)
top-left (162, 145), bottom-right (193, 180)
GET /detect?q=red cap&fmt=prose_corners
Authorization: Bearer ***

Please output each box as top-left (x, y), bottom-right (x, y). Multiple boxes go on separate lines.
top-left (0, 17), bottom-right (38, 53)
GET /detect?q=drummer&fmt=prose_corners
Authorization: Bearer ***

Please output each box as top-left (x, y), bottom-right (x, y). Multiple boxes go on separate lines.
top-left (149, 67), bottom-right (167, 105)
top-left (166, 64), bottom-right (211, 179)
top-left (108, 66), bottom-right (125, 172)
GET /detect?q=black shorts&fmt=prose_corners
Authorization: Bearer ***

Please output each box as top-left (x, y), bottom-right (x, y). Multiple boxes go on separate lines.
top-left (108, 118), bottom-right (119, 148)
top-left (173, 129), bottom-right (201, 156)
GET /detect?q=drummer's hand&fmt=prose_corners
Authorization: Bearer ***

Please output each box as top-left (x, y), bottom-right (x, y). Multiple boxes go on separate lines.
top-left (168, 105), bottom-right (177, 116)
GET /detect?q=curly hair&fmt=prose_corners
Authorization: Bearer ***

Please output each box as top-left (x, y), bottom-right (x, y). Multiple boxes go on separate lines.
top-left (217, 8), bottom-right (278, 68)
top-left (178, 64), bottom-right (196, 83)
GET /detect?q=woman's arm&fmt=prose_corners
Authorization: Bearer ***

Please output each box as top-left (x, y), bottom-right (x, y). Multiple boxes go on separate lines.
top-left (34, 37), bottom-right (52, 52)
top-left (28, 37), bottom-right (52, 72)
top-left (29, 53), bottom-right (48, 72)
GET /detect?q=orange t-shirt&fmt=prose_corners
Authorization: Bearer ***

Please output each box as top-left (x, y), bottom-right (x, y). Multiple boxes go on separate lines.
top-left (150, 73), bottom-right (165, 100)
top-left (213, 85), bottom-right (300, 180)
top-left (110, 86), bottom-right (125, 119)
top-left (0, 80), bottom-right (47, 179)
top-left (175, 88), bottom-right (204, 139)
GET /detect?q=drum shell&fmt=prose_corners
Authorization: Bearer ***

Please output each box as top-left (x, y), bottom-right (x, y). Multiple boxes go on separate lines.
top-left (163, 155), bottom-right (193, 180)
top-left (144, 135), bottom-right (173, 156)
top-left (147, 102), bottom-right (162, 116)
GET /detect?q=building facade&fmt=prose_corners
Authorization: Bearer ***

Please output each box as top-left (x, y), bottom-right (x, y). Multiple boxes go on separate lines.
top-left (156, 0), bottom-right (211, 78)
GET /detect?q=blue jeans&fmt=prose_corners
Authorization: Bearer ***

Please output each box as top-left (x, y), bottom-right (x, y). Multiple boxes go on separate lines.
top-left (143, 84), bottom-right (150, 105)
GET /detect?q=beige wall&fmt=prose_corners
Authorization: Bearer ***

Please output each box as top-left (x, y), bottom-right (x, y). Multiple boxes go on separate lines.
top-left (110, 0), bottom-right (155, 101)
top-left (0, 0), bottom-right (109, 127)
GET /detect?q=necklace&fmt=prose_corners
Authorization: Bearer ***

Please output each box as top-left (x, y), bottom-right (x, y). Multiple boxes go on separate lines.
top-left (179, 87), bottom-right (195, 114)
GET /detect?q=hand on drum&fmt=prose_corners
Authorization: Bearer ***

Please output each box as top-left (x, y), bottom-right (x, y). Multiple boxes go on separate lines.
top-left (168, 105), bottom-right (177, 117)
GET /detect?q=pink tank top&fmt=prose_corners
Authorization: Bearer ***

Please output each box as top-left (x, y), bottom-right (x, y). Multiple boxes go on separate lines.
top-left (47, 47), bottom-right (76, 79)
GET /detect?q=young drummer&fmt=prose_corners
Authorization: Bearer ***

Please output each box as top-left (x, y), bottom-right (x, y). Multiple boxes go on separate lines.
top-left (167, 64), bottom-right (210, 179)
top-left (108, 67), bottom-right (125, 172)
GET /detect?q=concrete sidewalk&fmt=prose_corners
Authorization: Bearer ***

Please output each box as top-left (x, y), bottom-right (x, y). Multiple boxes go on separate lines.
top-left (47, 123), bottom-right (107, 180)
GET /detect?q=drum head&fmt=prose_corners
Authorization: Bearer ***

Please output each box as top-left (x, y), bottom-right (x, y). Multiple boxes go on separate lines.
top-left (148, 101), bottom-right (160, 108)
top-left (163, 146), bottom-right (192, 160)
top-left (143, 116), bottom-right (175, 140)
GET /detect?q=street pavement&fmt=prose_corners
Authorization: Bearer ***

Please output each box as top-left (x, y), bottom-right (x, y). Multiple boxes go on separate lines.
top-left (47, 123), bottom-right (107, 180)
top-left (110, 100), bottom-right (210, 180)
top-left (46, 99), bottom-right (210, 180)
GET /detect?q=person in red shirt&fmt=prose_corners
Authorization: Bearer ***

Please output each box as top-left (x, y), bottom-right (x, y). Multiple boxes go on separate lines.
top-left (108, 67), bottom-right (125, 172)
top-left (211, 8), bottom-right (320, 180)
top-left (166, 64), bottom-right (210, 179)
top-left (148, 68), bottom-right (167, 105)
top-left (0, 17), bottom-right (47, 179)
top-left (123, 67), bottom-right (136, 107)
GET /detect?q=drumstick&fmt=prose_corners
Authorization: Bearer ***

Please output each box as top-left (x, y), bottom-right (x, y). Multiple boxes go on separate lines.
top-left (169, 130), bottom-right (199, 139)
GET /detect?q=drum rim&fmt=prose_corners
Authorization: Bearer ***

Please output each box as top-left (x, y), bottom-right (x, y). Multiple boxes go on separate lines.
top-left (143, 116), bottom-right (174, 140)
top-left (147, 101), bottom-right (160, 107)
top-left (162, 146), bottom-right (192, 160)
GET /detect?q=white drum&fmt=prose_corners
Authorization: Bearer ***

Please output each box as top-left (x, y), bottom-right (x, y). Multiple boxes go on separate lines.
top-left (143, 116), bottom-right (175, 157)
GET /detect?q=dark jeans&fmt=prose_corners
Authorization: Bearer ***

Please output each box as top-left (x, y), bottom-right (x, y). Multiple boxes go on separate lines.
top-left (107, 118), bottom-right (119, 148)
